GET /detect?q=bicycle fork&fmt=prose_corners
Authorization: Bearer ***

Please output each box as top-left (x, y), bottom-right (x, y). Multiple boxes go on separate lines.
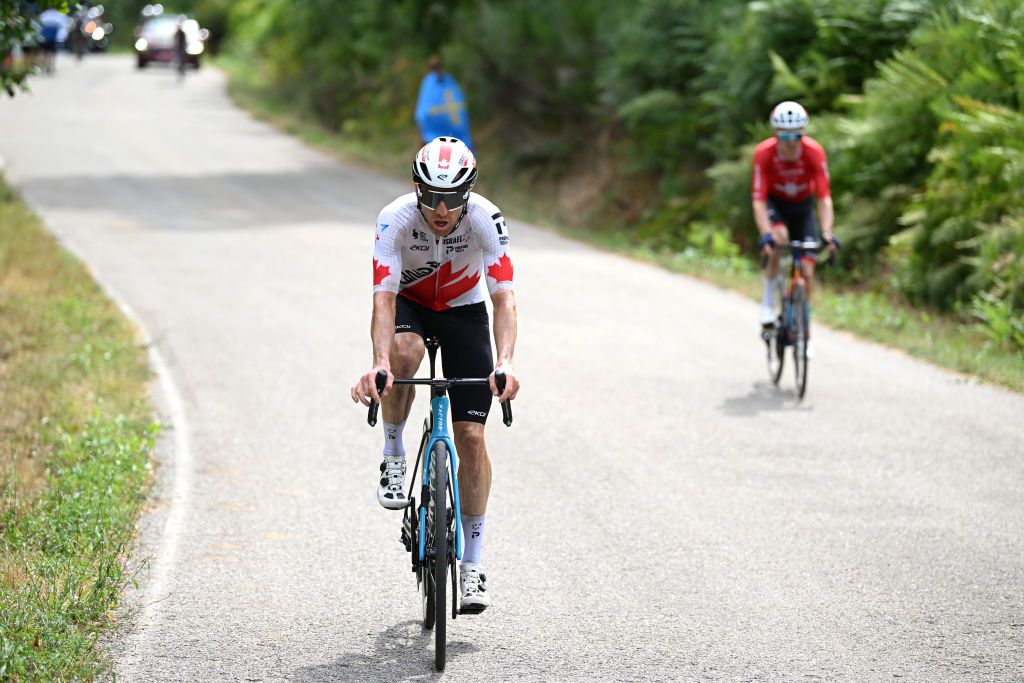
top-left (417, 399), bottom-right (462, 565)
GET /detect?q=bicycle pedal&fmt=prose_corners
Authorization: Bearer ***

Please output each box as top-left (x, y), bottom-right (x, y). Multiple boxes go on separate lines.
top-left (459, 604), bottom-right (487, 615)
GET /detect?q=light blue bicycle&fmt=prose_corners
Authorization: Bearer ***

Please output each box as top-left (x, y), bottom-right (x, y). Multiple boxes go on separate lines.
top-left (367, 336), bottom-right (512, 672)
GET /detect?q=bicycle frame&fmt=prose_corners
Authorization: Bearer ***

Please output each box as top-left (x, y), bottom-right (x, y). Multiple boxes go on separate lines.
top-left (365, 336), bottom-right (513, 671)
top-left (367, 338), bottom-right (511, 563)
top-left (416, 388), bottom-right (463, 564)
top-left (776, 240), bottom-right (820, 339)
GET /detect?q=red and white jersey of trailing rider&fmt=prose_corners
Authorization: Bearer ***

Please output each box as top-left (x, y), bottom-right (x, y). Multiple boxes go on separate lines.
top-left (372, 193), bottom-right (514, 311)
top-left (751, 136), bottom-right (831, 203)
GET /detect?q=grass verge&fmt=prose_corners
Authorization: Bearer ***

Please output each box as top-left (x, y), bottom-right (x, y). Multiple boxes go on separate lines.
top-left (638, 246), bottom-right (1024, 392)
top-left (217, 60), bottom-right (1024, 394)
top-left (0, 177), bottom-right (157, 680)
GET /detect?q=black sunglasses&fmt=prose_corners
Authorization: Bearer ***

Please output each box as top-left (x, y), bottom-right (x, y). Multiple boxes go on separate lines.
top-left (416, 185), bottom-right (470, 210)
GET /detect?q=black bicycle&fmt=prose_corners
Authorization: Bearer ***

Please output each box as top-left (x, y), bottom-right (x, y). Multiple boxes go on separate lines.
top-left (762, 240), bottom-right (828, 399)
top-left (368, 337), bottom-right (512, 671)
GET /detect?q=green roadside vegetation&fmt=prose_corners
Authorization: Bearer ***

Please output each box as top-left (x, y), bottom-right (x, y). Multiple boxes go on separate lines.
top-left (218, 44), bottom-right (1024, 393)
top-left (0, 178), bottom-right (157, 680)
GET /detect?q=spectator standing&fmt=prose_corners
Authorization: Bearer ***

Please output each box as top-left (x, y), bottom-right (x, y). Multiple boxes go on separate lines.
top-left (415, 55), bottom-right (473, 151)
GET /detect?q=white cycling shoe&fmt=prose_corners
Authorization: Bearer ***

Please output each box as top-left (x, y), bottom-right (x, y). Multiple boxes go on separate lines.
top-left (459, 564), bottom-right (490, 614)
top-left (377, 456), bottom-right (409, 510)
top-left (759, 306), bottom-right (777, 327)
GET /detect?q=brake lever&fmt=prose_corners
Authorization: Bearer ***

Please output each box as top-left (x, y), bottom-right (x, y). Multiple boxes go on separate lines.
top-left (494, 370), bottom-right (513, 427)
top-left (367, 369), bottom-right (389, 427)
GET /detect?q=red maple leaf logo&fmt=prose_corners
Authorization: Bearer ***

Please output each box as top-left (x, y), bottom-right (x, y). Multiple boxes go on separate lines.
top-left (437, 142), bottom-right (452, 170)
top-left (373, 258), bottom-right (391, 287)
top-left (401, 262), bottom-right (480, 310)
top-left (486, 253), bottom-right (514, 283)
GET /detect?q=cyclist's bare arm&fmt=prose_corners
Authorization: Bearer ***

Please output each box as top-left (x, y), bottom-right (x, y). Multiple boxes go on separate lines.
top-left (490, 289), bottom-right (519, 402)
top-left (752, 198), bottom-right (779, 259)
top-left (817, 195), bottom-right (835, 244)
top-left (752, 199), bottom-right (773, 237)
top-left (352, 291), bottom-right (397, 405)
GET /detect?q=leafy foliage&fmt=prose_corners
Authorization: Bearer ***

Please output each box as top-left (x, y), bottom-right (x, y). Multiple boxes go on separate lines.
top-left (0, 1), bottom-right (67, 96)
top-left (220, 0), bottom-right (1023, 346)
top-left (831, 0), bottom-right (1024, 346)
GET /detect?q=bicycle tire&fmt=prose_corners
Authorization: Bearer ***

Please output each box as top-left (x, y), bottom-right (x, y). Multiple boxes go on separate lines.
top-left (792, 283), bottom-right (809, 398)
top-left (430, 442), bottom-right (449, 671)
top-left (419, 467), bottom-right (434, 628)
top-left (764, 276), bottom-right (785, 384)
top-left (416, 417), bottom-right (433, 625)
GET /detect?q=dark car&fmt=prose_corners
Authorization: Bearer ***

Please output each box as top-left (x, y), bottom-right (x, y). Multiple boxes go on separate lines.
top-left (134, 14), bottom-right (208, 69)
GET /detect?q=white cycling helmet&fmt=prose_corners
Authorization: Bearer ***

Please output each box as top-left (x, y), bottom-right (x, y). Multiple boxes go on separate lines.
top-left (412, 136), bottom-right (477, 191)
top-left (770, 101), bottom-right (809, 130)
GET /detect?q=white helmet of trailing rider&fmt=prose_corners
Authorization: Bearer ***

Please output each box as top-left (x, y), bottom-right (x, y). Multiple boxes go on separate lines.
top-left (411, 137), bottom-right (477, 211)
top-left (770, 101), bottom-right (809, 130)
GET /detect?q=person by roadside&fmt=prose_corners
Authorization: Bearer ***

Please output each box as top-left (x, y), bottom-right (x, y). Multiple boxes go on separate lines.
top-left (414, 55), bottom-right (473, 151)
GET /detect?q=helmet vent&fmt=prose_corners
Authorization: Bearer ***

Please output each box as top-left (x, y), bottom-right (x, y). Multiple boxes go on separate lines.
top-left (418, 162), bottom-right (432, 182)
top-left (452, 167), bottom-right (468, 185)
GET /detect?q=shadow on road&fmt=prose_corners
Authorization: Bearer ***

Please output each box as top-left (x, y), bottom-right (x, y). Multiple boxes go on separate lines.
top-left (718, 381), bottom-right (812, 416)
top-left (292, 619), bottom-right (479, 682)
top-left (13, 169), bottom-right (585, 251)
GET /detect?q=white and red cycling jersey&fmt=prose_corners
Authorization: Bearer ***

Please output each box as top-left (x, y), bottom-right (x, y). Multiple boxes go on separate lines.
top-left (751, 136), bottom-right (831, 203)
top-left (372, 193), bottom-right (514, 311)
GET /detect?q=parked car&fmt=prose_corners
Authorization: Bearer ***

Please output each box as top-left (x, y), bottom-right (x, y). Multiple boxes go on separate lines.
top-left (133, 14), bottom-right (208, 69)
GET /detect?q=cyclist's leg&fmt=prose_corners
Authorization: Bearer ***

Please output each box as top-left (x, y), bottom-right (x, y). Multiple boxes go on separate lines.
top-left (791, 200), bottom-right (820, 300)
top-left (430, 302), bottom-right (494, 607)
top-left (789, 200), bottom-right (819, 356)
top-left (431, 301), bottom-right (493, 519)
top-left (382, 296), bottom-right (427, 426)
top-left (451, 419), bottom-right (491, 610)
top-left (376, 297), bottom-right (426, 509)
top-left (761, 198), bottom-right (789, 322)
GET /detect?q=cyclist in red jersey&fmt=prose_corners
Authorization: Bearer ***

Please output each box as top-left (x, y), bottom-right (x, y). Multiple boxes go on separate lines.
top-left (752, 101), bottom-right (839, 342)
top-left (351, 137), bottom-right (520, 614)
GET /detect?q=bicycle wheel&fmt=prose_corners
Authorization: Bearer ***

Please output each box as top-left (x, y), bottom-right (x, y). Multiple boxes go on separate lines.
top-left (429, 442), bottom-right (449, 671)
top-left (792, 283), bottom-right (810, 399)
top-left (419, 446), bottom-right (434, 629)
top-left (764, 277), bottom-right (785, 384)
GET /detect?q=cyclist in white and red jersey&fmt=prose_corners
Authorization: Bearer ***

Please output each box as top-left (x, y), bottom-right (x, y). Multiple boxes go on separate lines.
top-left (351, 136), bottom-right (520, 614)
top-left (753, 101), bottom-right (839, 338)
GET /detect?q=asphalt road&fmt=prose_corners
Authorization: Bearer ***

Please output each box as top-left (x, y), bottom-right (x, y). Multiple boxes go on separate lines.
top-left (1, 55), bottom-right (1022, 682)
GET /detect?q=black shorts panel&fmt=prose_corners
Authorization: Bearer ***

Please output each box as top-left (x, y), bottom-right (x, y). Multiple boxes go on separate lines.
top-left (767, 196), bottom-right (820, 243)
top-left (395, 295), bottom-right (494, 424)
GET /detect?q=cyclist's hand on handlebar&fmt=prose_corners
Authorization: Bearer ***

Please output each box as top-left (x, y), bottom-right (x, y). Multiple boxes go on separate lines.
top-left (823, 231), bottom-right (841, 253)
top-left (758, 233), bottom-right (776, 259)
top-left (351, 367), bottom-right (392, 406)
top-left (490, 364), bottom-right (519, 402)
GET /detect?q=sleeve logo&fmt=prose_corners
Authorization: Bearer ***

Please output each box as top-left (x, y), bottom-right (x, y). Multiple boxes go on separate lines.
top-left (486, 252), bottom-right (514, 283)
top-left (373, 258), bottom-right (392, 286)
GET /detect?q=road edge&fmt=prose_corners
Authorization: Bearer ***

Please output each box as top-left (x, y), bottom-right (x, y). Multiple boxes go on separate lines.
top-left (5, 184), bottom-right (193, 668)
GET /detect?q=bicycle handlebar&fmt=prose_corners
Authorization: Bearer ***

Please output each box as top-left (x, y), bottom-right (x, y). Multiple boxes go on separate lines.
top-left (366, 369), bottom-right (514, 427)
top-left (781, 239), bottom-right (824, 252)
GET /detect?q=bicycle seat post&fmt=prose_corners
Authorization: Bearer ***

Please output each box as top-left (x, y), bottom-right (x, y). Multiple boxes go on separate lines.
top-left (426, 336), bottom-right (440, 380)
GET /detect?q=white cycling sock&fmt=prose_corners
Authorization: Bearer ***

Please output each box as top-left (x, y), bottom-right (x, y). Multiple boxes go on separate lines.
top-left (762, 276), bottom-right (777, 310)
top-left (461, 514), bottom-right (485, 567)
top-left (382, 420), bottom-right (406, 458)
